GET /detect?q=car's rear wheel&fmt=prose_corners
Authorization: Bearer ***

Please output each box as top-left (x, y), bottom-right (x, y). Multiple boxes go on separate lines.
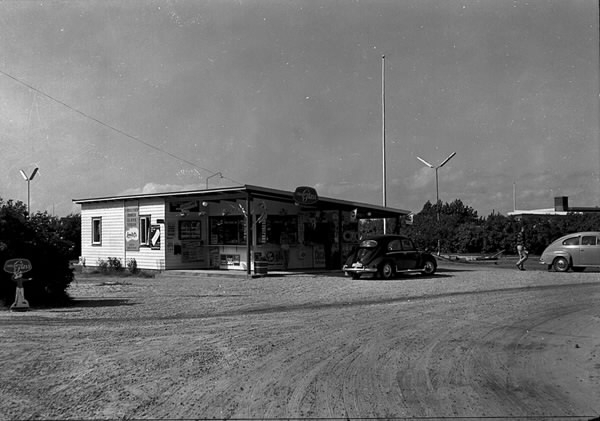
top-left (553, 257), bottom-right (570, 272)
top-left (379, 262), bottom-right (395, 279)
top-left (421, 258), bottom-right (437, 275)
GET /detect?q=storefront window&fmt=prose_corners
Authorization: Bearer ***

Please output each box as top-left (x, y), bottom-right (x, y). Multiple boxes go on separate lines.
top-left (256, 215), bottom-right (298, 245)
top-left (210, 216), bottom-right (247, 245)
top-left (179, 220), bottom-right (202, 240)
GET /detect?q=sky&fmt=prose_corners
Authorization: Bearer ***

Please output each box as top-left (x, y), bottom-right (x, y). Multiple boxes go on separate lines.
top-left (0, 0), bottom-right (598, 218)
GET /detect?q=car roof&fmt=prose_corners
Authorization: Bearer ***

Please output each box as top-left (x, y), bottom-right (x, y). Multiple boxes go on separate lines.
top-left (553, 232), bottom-right (600, 241)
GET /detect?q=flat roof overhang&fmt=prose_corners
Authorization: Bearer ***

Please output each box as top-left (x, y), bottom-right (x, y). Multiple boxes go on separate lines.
top-left (73, 184), bottom-right (410, 219)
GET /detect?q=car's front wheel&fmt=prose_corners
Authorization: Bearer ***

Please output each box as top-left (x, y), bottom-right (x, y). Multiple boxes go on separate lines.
top-left (379, 262), bottom-right (395, 279)
top-left (553, 256), bottom-right (570, 272)
top-left (421, 258), bottom-right (437, 275)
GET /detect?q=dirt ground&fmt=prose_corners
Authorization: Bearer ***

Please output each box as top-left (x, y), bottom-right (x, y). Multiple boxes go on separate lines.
top-left (1, 259), bottom-right (599, 420)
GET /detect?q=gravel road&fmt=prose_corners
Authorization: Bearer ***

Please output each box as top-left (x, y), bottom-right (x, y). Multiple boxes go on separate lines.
top-left (1, 260), bottom-right (599, 420)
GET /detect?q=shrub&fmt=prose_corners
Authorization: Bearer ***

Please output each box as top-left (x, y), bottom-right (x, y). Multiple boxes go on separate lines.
top-left (127, 258), bottom-right (138, 274)
top-left (0, 199), bottom-right (74, 307)
top-left (96, 258), bottom-right (109, 273)
top-left (107, 257), bottom-right (123, 272)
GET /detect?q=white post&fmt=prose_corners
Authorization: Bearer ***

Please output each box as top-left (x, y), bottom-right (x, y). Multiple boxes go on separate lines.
top-left (382, 55), bottom-right (387, 234)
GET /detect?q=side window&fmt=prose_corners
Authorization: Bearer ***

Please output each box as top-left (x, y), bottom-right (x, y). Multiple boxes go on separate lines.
top-left (581, 236), bottom-right (597, 246)
top-left (563, 237), bottom-right (580, 246)
top-left (92, 217), bottom-right (102, 245)
top-left (388, 240), bottom-right (402, 251)
top-left (401, 239), bottom-right (414, 250)
top-left (140, 215), bottom-right (151, 246)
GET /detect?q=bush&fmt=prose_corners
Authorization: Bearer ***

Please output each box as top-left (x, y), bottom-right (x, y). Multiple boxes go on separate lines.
top-left (96, 258), bottom-right (109, 273)
top-left (0, 199), bottom-right (74, 307)
top-left (127, 258), bottom-right (138, 274)
top-left (107, 257), bottom-right (123, 272)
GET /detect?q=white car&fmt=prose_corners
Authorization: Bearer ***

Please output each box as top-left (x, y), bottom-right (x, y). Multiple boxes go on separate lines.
top-left (539, 231), bottom-right (600, 272)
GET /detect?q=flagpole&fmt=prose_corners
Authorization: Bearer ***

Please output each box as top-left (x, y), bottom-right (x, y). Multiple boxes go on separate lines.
top-left (382, 55), bottom-right (387, 234)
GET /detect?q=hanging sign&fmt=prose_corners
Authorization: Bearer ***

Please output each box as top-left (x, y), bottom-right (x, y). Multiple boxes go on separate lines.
top-left (294, 186), bottom-right (319, 206)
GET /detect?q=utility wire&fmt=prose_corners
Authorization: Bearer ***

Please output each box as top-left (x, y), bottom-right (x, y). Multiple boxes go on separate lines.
top-left (0, 68), bottom-right (243, 186)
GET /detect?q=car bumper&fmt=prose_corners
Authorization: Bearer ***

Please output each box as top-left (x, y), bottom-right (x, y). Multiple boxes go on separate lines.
top-left (342, 265), bottom-right (377, 274)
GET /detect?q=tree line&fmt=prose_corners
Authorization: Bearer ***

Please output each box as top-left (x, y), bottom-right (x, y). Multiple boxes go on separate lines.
top-left (401, 199), bottom-right (600, 256)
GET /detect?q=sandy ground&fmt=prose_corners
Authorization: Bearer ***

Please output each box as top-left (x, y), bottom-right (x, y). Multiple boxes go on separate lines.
top-left (1, 260), bottom-right (599, 420)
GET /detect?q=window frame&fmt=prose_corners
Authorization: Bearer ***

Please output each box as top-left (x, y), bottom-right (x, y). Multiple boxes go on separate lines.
top-left (92, 217), bottom-right (102, 245)
top-left (562, 236), bottom-right (580, 246)
top-left (139, 215), bottom-right (151, 246)
top-left (401, 239), bottom-right (414, 250)
top-left (581, 235), bottom-right (597, 246)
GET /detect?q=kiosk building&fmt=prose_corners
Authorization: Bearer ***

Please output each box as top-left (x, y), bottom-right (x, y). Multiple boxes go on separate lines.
top-left (74, 185), bottom-right (410, 274)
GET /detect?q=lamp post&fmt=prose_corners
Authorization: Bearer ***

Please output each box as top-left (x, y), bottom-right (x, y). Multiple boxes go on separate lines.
top-left (20, 167), bottom-right (39, 217)
top-left (205, 172), bottom-right (223, 189)
top-left (416, 153), bottom-right (456, 254)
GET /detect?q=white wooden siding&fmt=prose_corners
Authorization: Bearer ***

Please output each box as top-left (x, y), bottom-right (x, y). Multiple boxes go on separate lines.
top-left (80, 201), bottom-right (126, 267)
top-left (80, 199), bottom-right (167, 270)
top-left (123, 199), bottom-right (166, 270)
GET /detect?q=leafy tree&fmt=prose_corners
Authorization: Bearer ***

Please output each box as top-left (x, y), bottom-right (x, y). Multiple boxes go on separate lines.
top-left (402, 198), bottom-right (600, 257)
top-left (0, 198), bottom-right (74, 308)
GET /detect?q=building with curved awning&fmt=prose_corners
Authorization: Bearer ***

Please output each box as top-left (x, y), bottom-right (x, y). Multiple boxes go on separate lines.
top-left (74, 184), bottom-right (410, 274)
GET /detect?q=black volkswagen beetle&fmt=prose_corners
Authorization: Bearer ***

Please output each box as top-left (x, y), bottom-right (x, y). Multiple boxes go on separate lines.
top-left (343, 235), bottom-right (437, 279)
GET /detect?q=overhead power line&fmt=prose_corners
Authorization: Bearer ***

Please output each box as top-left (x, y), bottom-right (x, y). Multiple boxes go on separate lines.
top-left (0, 68), bottom-right (242, 186)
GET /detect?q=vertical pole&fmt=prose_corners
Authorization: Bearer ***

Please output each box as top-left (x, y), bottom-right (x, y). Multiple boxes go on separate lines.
top-left (27, 180), bottom-right (31, 216)
top-left (246, 193), bottom-right (252, 276)
top-left (338, 209), bottom-right (343, 267)
top-left (382, 55), bottom-right (387, 234)
top-left (435, 168), bottom-right (440, 255)
top-left (435, 168), bottom-right (440, 217)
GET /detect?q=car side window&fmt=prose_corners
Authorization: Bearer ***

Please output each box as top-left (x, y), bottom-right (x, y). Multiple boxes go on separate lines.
top-left (563, 237), bottom-right (580, 246)
top-left (388, 240), bottom-right (402, 251)
top-left (401, 239), bottom-right (414, 250)
top-left (581, 236), bottom-right (597, 246)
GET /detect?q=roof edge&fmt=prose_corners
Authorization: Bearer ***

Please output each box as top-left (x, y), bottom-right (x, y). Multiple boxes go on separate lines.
top-left (73, 184), bottom-right (411, 216)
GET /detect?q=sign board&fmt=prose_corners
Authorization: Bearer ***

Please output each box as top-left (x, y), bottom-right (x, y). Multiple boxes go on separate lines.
top-left (294, 186), bottom-right (319, 206)
top-left (150, 225), bottom-right (161, 249)
top-left (125, 204), bottom-right (140, 251)
top-left (4, 258), bottom-right (32, 311)
top-left (3, 258), bottom-right (32, 275)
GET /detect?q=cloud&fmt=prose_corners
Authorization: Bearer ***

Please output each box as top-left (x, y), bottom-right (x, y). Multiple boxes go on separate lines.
top-left (119, 182), bottom-right (201, 196)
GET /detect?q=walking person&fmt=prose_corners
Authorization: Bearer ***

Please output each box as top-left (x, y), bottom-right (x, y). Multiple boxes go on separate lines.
top-left (515, 226), bottom-right (528, 270)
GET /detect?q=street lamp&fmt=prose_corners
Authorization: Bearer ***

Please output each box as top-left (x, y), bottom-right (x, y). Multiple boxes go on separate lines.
top-left (416, 153), bottom-right (456, 254)
top-left (205, 172), bottom-right (223, 189)
top-left (20, 167), bottom-right (39, 216)
top-left (417, 152), bottom-right (456, 214)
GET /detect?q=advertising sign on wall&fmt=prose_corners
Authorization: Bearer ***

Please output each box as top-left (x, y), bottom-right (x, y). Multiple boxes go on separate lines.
top-left (125, 204), bottom-right (139, 251)
top-left (149, 225), bottom-right (161, 250)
